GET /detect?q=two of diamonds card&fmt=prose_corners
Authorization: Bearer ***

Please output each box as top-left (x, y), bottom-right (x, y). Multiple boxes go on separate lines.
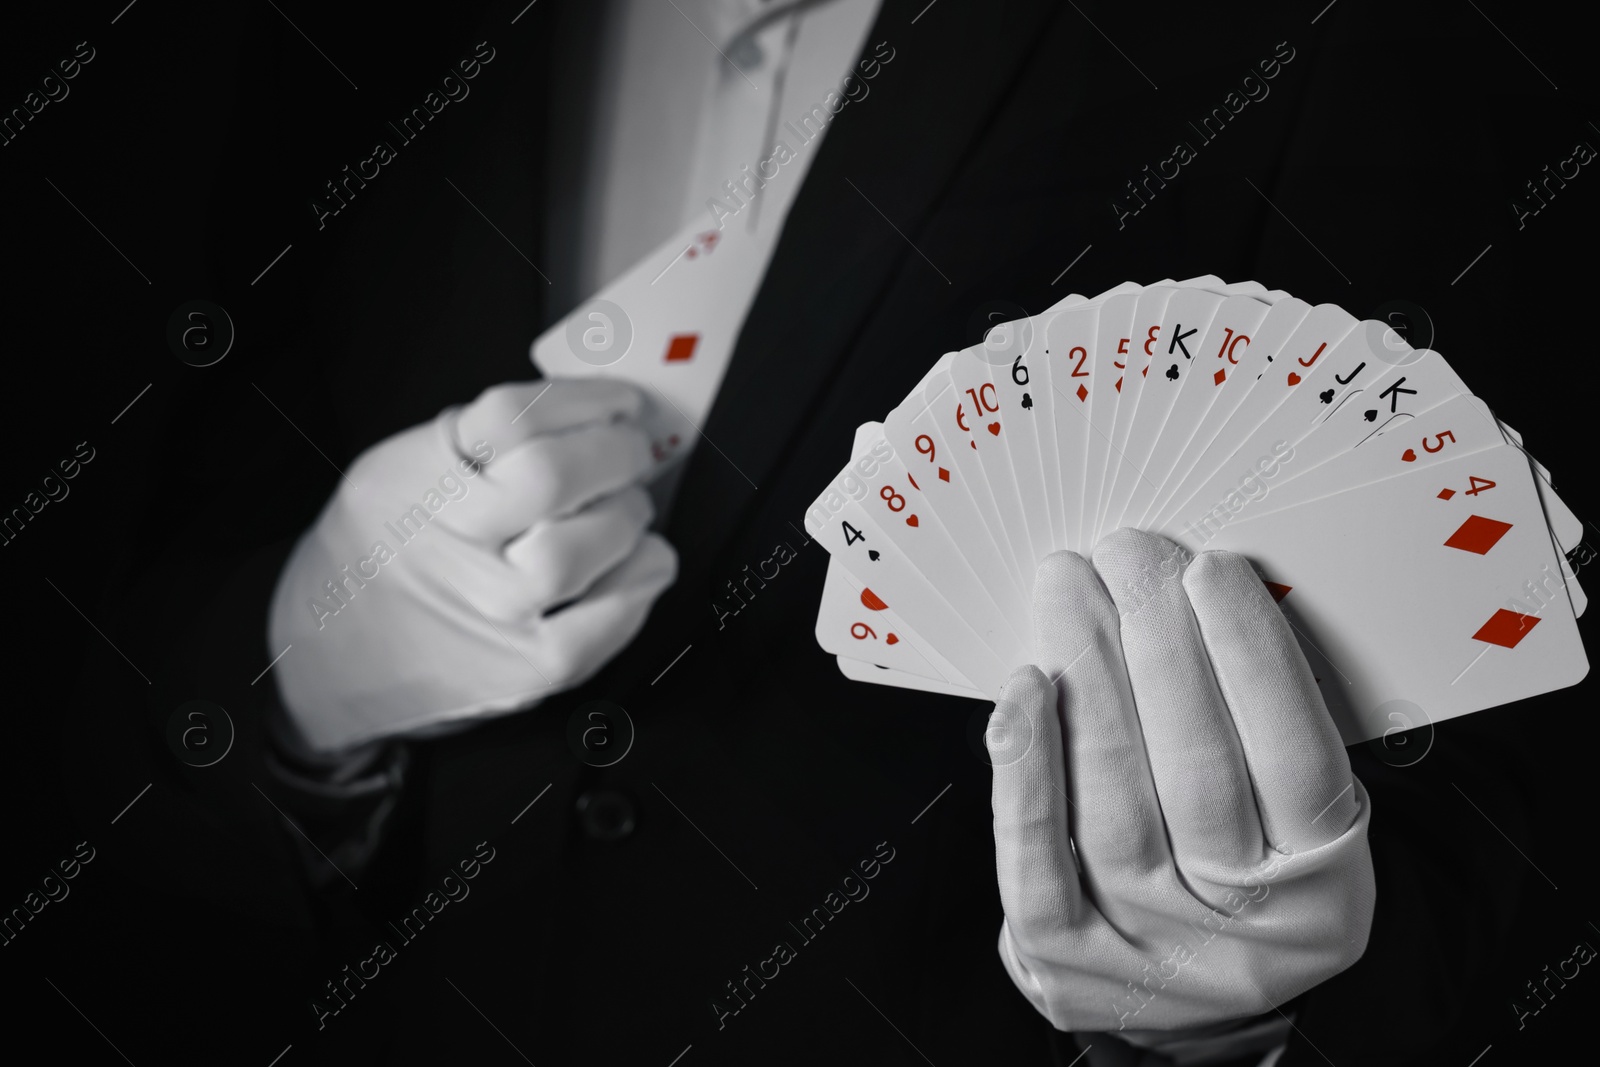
top-left (805, 277), bottom-right (1588, 743)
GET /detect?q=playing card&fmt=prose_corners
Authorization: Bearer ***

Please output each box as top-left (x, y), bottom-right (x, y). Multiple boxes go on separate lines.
top-left (982, 283), bottom-right (1149, 560)
top-left (1496, 420), bottom-right (1554, 484)
top-left (805, 425), bottom-right (1022, 695)
top-left (1043, 302), bottom-right (1103, 551)
top-left (1089, 284), bottom-right (1184, 541)
top-left (1150, 303), bottom-right (1363, 536)
top-left (1258, 393), bottom-right (1588, 620)
top-left (808, 276), bottom-right (1588, 733)
top-left (532, 215), bottom-right (770, 470)
top-left (815, 421), bottom-right (998, 687)
top-left (858, 423), bottom-right (1033, 653)
top-left (806, 482), bottom-right (1013, 695)
top-left (983, 307), bottom-right (1064, 561)
top-left (1481, 420), bottom-right (1586, 618)
top-left (816, 554), bottom-right (974, 686)
top-left (1253, 347), bottom-right (1467, 490)
top-left (1087, 280), bottom-right (1272, 545)
top-left (1120, 293), bottom-right (1274, 533)
top-left (1094, 281), bottom-right (1280, 543)
top-left (1033, 281), bottom-right (1166, 552)
top-left (1197, 443), bottom-right (1587, 743)
top-left (883, 361), bottom-right (1034, 633)
top-left (1243, 391), bottom-right (1506, 518)
top-left (1096, 286), bottom-right (1226, 539)
top-left (949, 341), bottom-right (1043, 587)
top-left (1075, 290), bottom-right (1143, 549)
top-left (1138, 297), bottom-right (1312, 531)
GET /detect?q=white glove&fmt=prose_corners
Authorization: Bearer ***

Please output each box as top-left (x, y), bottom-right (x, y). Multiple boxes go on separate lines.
top-left (268, 380), bottom-right (676, 753)
top-left (988, 529), bottom-right (1375, 1033)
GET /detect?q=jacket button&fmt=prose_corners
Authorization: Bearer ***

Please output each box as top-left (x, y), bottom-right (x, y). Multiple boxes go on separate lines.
top-left (575, 789), bottom-right (636, 841)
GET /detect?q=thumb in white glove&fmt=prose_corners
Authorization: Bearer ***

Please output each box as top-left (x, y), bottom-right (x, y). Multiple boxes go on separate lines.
top-left (988, 529), bottom-right (1375, 1033)
top-left (268, 379), bottom-right (676, 753)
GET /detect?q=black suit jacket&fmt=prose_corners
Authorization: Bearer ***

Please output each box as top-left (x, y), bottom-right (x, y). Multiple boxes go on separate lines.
top-left (29, 2), bottom-right (1594, 1065)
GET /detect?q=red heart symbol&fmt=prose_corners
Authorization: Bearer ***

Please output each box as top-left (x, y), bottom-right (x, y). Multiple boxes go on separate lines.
top-left (1402, 448), bottom-right (1417, 462)
top-left (885, 633), bottom-right (899, 645)
top-left (987, 422), bottom-right (1001, 435)
top-left (860, 588), bottom-right (888, 611)
top-left (905, 514), bottom-right (919, 527)
top-left (1286, 372), bottom-right (1302, 386)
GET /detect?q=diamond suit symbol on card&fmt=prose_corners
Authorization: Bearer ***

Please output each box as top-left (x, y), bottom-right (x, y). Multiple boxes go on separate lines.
top-left (1213, 368), bottom-right (1226, 386)
top-left (685, 231), bottom-right (719, 259)
top-left (664, 334), bottom-right (699, 362)
top-left (1263, 581), bottom-right (1292, 603)
top-left (1444, 515), bottom-right (1513, 555)
top-left (1437, 488), bottom-right (1456, 500)
top-left (1473, 608), bottom-right (1540, 648)
top-left (1076, 384), bottom-right (1088, 402)
top-left (938, 466), bottom-right (950, 481)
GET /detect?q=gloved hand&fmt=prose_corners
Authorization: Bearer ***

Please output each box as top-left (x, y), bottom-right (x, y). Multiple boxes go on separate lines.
top-left (987, 529), bottom-right (1374, 1034)
top-left (268, 379), bottom-right (676, 754)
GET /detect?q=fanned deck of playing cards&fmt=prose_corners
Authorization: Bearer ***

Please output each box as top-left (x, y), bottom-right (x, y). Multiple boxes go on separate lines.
top-left (805, 277), bottom-right (1589, 744)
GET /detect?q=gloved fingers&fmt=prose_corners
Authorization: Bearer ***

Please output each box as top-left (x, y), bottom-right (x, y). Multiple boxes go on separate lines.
top-left (501, 486), bottom-right (655, 616)
top-left (440, 420), bottom-right (653, 541)
top-left (1032, 551), bottom-right (1175, 900)
top-left (1183, 550), bottom-right (1358, 851)
top-left (433, 486), bottom-right (655, 622)
top-left (534, 533), bottom-right (678, 689)
top-left (989, 664), bottom-right (1091, 946)
top-left (1092, 529), bottom-right (1265, 875)
top-left (449, 378), bottom-right (646, 460)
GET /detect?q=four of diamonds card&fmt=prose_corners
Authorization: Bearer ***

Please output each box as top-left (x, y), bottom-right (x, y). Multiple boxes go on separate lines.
top-left (805, 276), bottom-right (1589, 743)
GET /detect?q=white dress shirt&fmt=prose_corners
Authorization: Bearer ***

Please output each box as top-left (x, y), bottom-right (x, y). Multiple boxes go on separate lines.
top-left (569, 0), bottom-right (882, 300)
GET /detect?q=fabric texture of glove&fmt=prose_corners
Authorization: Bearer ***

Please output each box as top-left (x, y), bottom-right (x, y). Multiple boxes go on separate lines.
top-left (269, 380), bottom-right (676, 753)
top-left (989, 529), bottom-right (1375, 1033)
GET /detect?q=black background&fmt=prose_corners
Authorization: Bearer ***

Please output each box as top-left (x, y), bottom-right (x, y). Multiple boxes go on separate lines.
top-left (2, 1), bottom-right (1596, 1064)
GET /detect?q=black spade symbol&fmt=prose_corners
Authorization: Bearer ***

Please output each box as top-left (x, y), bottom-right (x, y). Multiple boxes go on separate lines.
top-left (868, 550), bottom-right (881, 561)
top-left (1363, 409), bottom-right (1377, 422)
